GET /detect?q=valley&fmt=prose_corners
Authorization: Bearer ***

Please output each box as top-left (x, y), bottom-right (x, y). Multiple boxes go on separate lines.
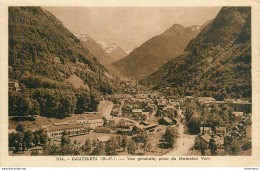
top-left (8, 7), bottom-right (252, 157)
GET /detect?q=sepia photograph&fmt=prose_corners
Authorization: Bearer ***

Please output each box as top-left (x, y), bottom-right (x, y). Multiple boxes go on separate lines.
top-left (7, 6), bottom-right (253, 157)
top-left (1, 0), bottom-right (260, 167)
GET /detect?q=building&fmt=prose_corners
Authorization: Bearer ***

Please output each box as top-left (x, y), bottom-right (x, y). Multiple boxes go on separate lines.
top-left (122, 105), bottom-right (133, 117)
top-left (195, 134), bottom-right (211, 149)
top-left (213, 135), bottom-right (224, 147)
top-left (132, 109), bottom-right (143, 117)
top-left (94, 127), bottom-right (111, 133)
top-left (144, 105), bottom-right (155, 113)
top-left (9, 81), bottom-right (21, 91)
top-left (198, 97), bottom-right (216, 106)
top-left (232, 100), bottom-right (252, 113)
top-left (169, 102), bottom-right (180, 110)
top-left (215, 101), bottom-right (225, 107)
top-left (8, 129), bottom-right (16, 134)
top-left (53, 122), bottom-right (69, 126)
top-left (117, 119), bottom-right (135, 128)
top-left (97, 136), bottom-right (110, 142)
top-left (144, 124), bottom-right (158, 132)
top-left (158, 117), bottom-right (176, 125)
top-left (45, 124), bottom-right (86, 138)
top-left (198, 97), bottom-right (216, 103)
top-left (200, 127), bottom-right (212, 135)
top-left (232, 112), bottom-right (244, 117)
top-left (76, 119), bottom-right (104, 129)
top-left (215, 127), bottom-right (226, 136)
top-left (133, 104), bottom-right (139, 109)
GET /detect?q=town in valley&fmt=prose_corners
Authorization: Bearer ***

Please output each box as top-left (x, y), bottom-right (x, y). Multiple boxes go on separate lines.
top-left (8, 7), bottom-right (252, 156)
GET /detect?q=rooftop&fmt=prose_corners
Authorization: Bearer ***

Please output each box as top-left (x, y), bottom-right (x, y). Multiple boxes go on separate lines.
top-left (97, 136), bottom-right (110, 142)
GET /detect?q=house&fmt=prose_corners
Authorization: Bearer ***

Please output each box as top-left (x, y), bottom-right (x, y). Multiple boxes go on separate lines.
top-left (117, 129), bottom-right (132, 135)
top-left (83, 111), bottom-right (100, 114)
top-left (144, 124), bottom-right (158, 132)
top-left (45, 124), bottom-right (86, 138)
top-left (122, 105), bottom-right (133, 116)
top-left (117, 119), bottom-right (128, 127)
top-left (94, 127), bottom-right (111, 133)
top-left (97, 136), bottom-right (110, 142)
top-left (185, 96), bottom-right (194, 102)
top-left (213, 135), bottom-right (224, 146)
top-left (133, 104), bottom-right (139, 109)
top-left (170, 102), bottom-right (180, 110)
top-left (132, 109), bottom-right (143, 117)
top-left (117, 119), bottom-right (135, 128)
top-left (224, 135), bottom-right (232, 146)
top-left (77, 119), bottom-right (104, 129)
top-left (200, 127), bottom-right (212, 135)
top-left (144, 105), bottom-right (155, 113)
top-left (198, 97), bottom-right (216, 103)
top-left (142, 112), bottom-right (150, 118)
top-left (53, 122), bottom-right (69, 126)
top-left (215, 101), bottom-right (225, 107)
top-left (163, 105), bottom-right (176, 111)
top-left (232, 100), bottom-right (252, 113)
top-left (157, 100), bottom-right (167, 109)
top-left (9, 81), bottom-right (21, 91)
top-left (198, 97), bottom-right (216, 106)
top-left (158, 117), bottom-right (176, 125)
top-left (215, 127), bottom-right (226, 136)
top-left (232, 112), bottom-right (244, 117)
top-left (140, 121), bottom-right (150, 126)
top-left (195, 134), bottom-right (211, 149)
top-left (231, 130), bottom-right (242, 138)
top-left (111, 108), bottom-right (121, 117)
top-left (8, 129), bottom-right (16, 134)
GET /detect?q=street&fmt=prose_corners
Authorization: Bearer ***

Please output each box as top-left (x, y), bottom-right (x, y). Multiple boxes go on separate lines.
top-left (165, 123), bottom-right (197, 156)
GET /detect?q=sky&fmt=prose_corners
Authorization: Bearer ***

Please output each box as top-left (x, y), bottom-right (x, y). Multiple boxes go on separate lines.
top-left (44, 7), bottom-right (221, 50)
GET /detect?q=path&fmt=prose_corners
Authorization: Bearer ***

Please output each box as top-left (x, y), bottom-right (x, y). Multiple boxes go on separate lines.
top-left (97, 100), bottom-right (113, 119)
top-left (165, 123), bottom-right (197, 156)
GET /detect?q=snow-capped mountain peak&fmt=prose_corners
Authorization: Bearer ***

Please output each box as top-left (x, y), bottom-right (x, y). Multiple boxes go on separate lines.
top-left (190, 25), bottom-right (201, 31)
top-left (73, 33), bottom-right (89, 42)
top-left (125, 49), bottom-right (133, 54)
top-left (97, 41), bottom-right (119, 54)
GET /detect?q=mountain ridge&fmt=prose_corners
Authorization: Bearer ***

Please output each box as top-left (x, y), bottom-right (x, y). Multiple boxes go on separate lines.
top-left (140, 7), bottom-right (251, 100)
top-left (112, 23), bottom-right (203, 78)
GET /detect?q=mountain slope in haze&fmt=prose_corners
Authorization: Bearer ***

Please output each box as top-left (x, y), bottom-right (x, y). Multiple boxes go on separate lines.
top-left (97, 41), bottom-right (127, 63)
top-left (74, 34), bottom-right (114, 65)
top-left (112, 24), bottom-right (202, 78)
top-left (8, 7), bottom-right (120, 118)
top-left (141, 7), bottom-right (251, 100)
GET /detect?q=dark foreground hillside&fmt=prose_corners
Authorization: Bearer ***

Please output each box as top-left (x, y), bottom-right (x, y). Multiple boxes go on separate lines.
top-left (8, 7), bottom-right (120, 118)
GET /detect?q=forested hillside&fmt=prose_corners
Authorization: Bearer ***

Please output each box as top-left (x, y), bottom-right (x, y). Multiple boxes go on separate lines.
top-left (8, 7), bottom-right (120, 118)
top-left (141, 7), bottom-right (251, 100)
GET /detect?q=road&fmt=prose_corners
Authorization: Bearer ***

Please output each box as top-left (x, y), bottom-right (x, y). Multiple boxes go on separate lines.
top-left (97, 100), bottom-right (113, 119)
top-left (165, 123), bottom-right (197, 156)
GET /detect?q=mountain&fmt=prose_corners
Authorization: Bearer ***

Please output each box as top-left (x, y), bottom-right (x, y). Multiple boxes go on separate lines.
top-left (125, 49), bottom-right (134, 55)
top-left (97, 41), bottom-right (127, 63)
top-left (112, 24), bottom-right (202, 78)
top-left (8, 7), bottom-right (120, 118)
top-left (73, 34), bottom-right (112, 66)
top-left (140, 7), bottom-right (251, 100)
